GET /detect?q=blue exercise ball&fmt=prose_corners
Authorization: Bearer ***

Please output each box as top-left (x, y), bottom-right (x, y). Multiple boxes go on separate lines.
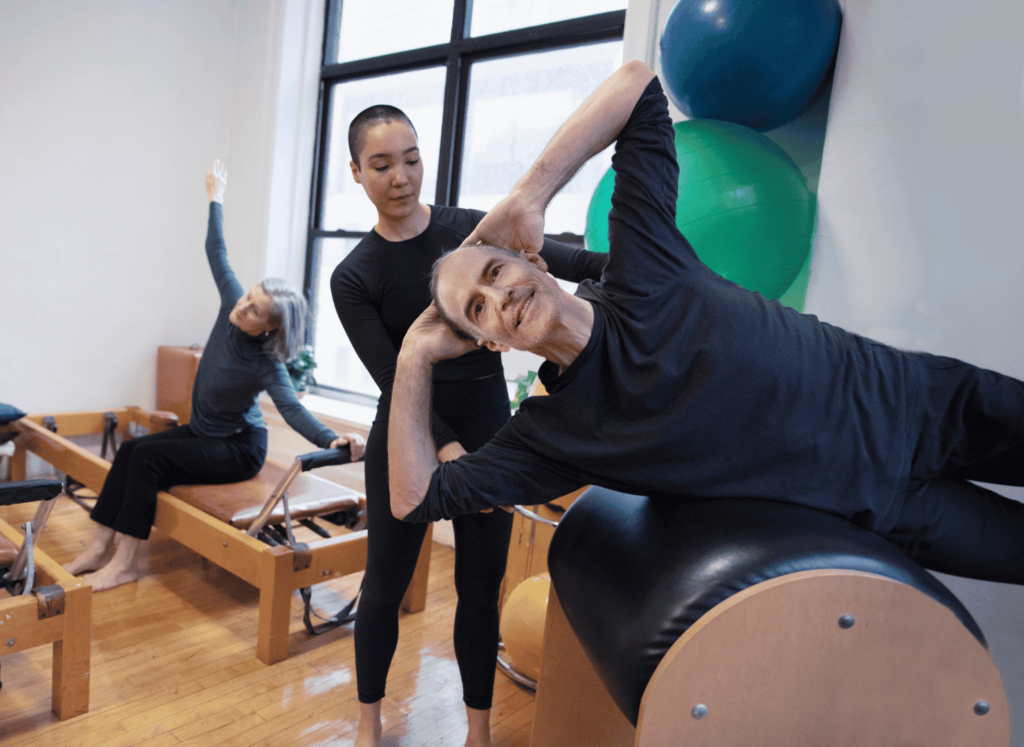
top-left (659, 0), bottom-right (841, 131)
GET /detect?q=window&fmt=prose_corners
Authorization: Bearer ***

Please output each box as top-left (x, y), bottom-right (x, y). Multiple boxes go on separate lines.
top-left (306, 0), bottom-right (626, 400)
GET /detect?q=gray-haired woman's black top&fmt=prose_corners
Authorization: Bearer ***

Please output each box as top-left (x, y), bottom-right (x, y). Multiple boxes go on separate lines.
top-left (189, 202), bottom-right (337, 447)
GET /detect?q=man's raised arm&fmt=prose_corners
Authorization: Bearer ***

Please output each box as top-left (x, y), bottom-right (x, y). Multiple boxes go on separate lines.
top-left (461, 59), bottom-right (656, 253)
top-left (389, 304), bottom-right (478, 520)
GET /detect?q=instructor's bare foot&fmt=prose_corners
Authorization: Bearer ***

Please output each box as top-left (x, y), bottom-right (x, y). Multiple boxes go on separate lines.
top-left (355, 700), bottom-right (382, 747)
top-left (465, 706), bottom-right (493, 747)
top-left (354, 723), bottom-right (381, 747)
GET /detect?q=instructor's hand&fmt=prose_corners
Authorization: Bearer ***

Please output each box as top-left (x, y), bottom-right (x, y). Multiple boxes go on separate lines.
top-left (460, 190), bottom-right (547, 269)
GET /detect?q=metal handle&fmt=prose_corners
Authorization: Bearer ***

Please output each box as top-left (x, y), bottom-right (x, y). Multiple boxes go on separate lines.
top-left (513, 505), bottom-right (560, 528)
top-left (298, 446), bottom-right (351, 472)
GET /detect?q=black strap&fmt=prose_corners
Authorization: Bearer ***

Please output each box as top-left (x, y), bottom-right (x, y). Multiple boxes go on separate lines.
top-left (99, 411), bottom-right (119, 460)
top-left (299, 578), bottom-right (362, 636)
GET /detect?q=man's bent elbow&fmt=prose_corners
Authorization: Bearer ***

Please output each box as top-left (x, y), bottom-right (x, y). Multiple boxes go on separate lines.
top-left (621, 58), bottom-right (654, 80)
top-left (390, 491), bottom-right (422, 521)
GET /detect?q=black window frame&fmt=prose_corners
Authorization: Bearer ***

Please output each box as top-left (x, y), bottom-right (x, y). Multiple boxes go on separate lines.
top-left (303, 0), bottom-right (626, 396)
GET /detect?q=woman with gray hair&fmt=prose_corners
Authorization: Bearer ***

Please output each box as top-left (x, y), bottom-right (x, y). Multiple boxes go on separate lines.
top-left (63, 160), bottom-right (365, 591)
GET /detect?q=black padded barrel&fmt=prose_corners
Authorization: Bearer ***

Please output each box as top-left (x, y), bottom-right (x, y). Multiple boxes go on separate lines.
top-left (547, 487), bottom-right (986, 727)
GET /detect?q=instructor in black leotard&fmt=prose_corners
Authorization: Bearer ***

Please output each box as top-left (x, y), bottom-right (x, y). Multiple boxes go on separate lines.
top-left (63, 160), bottom-right (365, 592)
top-left (330, 106), bottom-right (605, 747)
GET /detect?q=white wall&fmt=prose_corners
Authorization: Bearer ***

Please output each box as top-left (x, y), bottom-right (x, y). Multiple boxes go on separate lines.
top-left (631, 0), bottom-right (1024, 739)
top-left (807, 0), bottom-right (1024, 738)
top-left (0, 0), bottom-right (324, 413)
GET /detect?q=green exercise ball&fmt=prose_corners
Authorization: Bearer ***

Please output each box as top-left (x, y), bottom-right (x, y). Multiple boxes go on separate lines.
top-left (585, 119), bottom-right (815, 302)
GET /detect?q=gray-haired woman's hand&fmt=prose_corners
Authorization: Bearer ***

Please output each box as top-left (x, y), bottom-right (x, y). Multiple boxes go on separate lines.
top-left (206, 159), bottom-right (227, 203)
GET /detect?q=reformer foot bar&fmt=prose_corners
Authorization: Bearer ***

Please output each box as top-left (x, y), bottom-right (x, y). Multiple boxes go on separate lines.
top-left (7, 407), bottom-right (432, 665)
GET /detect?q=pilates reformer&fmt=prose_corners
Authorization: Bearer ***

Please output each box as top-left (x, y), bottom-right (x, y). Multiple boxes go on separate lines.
top-left (6, 406), bottom-right (431, 665)
top-left (527, 487), bottom-right (1010, 747)
top-left (0, 420), bottom-right (92, 720)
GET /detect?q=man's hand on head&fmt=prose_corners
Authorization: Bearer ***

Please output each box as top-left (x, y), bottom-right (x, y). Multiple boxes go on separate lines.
top-left (401, 302), bottom-right (479, 365)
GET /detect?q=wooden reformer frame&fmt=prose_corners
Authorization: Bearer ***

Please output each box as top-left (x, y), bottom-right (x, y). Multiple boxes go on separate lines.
top-left (7, 407), bottom-right (432, 665)
top-left (0, 508), bottom-right (92, 720)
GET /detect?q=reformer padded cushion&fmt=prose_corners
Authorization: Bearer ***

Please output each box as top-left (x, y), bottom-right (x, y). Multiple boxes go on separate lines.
top-left (547, 487), bottom-right (985, 726)
top-left (0, 403), bottom-right (26, 425)
top-left (169, 460), bottom-right (361, 529)
top-left (0, 479), bottom-right (63, 506)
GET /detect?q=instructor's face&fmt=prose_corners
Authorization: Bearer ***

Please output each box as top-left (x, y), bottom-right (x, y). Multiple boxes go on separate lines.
top-left (351, 121), bottom-right (423, 224)
top-left (435, 245), bottom-right (561, 353)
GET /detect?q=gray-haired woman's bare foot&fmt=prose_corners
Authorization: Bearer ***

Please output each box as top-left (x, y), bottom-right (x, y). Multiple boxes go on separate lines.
top-left (63, 523), bottom-right (116, 575)
top-left (82, 534), bottom-right (144, 591)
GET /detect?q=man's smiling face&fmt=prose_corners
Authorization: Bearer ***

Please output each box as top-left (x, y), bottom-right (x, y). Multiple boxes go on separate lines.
top-left (434, 245), bottom-right (565, 353)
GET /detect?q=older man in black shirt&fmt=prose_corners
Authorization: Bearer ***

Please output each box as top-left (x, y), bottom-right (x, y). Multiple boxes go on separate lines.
top-left (389, 61), bottom-right (1024, 583)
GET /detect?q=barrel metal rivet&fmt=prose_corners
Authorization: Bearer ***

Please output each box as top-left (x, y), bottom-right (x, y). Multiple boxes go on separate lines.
top-left (6, 638), bottom-right (15, 647)
top-left (222, 541), bottom-right (228, 547)
top-left (692, 704), bottom-right (708, 719)
top-left (322, 570), bottom-right (331, 577)
top-left (975, 701), bottom-right (991, 716)
top-left (838, 614), bottom-right (855, 629)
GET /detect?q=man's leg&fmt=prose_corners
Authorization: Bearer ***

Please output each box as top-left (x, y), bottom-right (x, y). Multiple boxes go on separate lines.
top-left (887, 354), bottom-right (1024, 583)
top-left (883, 476), bottom-right (1024, 584)
top-left (912, 353), bottom-right (1024, 486)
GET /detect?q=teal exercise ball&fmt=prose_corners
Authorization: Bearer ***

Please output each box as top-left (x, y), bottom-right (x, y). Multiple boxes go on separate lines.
top-left (585, 119), bottom-right (815, 301)
top-left (659, 0), bottom-right (841, 131)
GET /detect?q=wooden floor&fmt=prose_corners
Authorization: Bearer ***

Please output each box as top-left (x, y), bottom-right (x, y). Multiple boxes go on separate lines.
top-left (0, 413), bottom-right (537, 746)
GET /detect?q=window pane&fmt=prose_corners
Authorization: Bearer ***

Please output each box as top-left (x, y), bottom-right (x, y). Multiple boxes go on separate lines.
top-left (320, 67), bottom-right (446, 232)
top-left (333, 0), bottom-right (454, 63)
top-left (459, 41), bottom-right (623, 235)
top-left (311, 237), bottom-right (382, 397)
top-left (470, 0), bottom-right (627, 37)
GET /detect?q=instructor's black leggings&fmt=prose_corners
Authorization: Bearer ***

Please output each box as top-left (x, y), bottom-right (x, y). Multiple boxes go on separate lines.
top-left (355, 374), bottom-right (514, 710)
top-left (90, 423), bottom-right (266, 540)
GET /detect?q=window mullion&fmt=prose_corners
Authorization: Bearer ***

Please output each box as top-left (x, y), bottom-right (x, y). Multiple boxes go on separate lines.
top-left (434, 0), bottom-right (470, 207)
top-left (322, 0), bottom-right (342, 65)
top-left (304, 2), bottom-right (624, 397)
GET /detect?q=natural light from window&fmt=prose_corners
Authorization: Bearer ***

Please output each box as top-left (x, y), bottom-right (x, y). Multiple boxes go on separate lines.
top-left (333, 0), bottom-right (455, 63)
top-left (469, 0), bottom-right (628, 37)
